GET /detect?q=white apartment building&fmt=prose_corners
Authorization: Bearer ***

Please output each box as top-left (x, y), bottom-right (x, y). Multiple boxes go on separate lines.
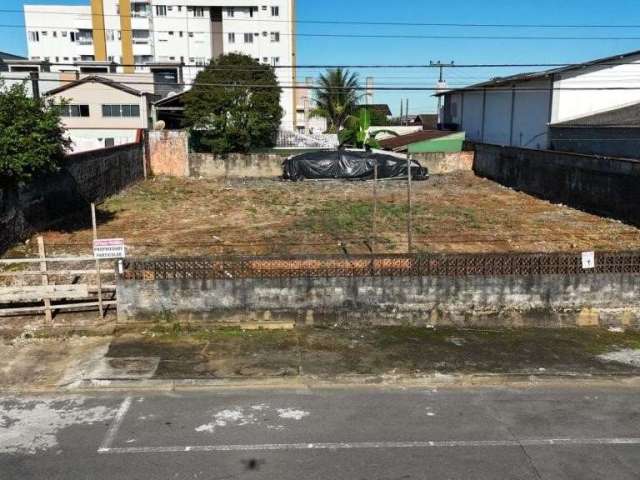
top-left (24, 0), bottom-right (297, 129)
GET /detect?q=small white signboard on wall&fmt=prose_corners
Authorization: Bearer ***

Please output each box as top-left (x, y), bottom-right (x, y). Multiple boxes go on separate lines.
top-left (93, 238), bottom-right (126, 259)
top-left (581, 251), bottom-right (595, 270)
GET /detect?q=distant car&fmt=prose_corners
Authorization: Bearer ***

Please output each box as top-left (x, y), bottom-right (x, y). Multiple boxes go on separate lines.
top-left (282, 149), bottom-right (429, 181)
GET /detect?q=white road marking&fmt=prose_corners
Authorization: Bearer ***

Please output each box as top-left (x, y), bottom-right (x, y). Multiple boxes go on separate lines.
top-left (98, 397), bottom-right (132, 452)
top-left (98, 437), bottom-right (640, 454)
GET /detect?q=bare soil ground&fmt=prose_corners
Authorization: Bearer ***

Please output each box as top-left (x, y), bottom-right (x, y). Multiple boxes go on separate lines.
top-left (7, 172), bottom-right (640, 257)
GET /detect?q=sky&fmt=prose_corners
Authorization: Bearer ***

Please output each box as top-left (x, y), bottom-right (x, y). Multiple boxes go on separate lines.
top-left (3, 0), bottom-right (640, 114)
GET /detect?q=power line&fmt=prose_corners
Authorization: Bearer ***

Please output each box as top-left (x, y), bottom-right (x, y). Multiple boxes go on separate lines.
top-left (11, 8), bottom-right (640, 29)
top-left (12, 60), bottom-right (640, 70)
top-left (8, 75), bottom-right (640, 92)
top-left (12, 24), bottom-right (640, 41)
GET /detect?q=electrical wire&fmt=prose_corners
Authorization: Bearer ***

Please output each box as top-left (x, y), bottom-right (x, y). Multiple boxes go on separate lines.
top-left (10, 8), bottom-right (640, 29)
top-left (14, 24), bottom-right (640, 41)
top-left (7, 76), bottom-right (640, 92)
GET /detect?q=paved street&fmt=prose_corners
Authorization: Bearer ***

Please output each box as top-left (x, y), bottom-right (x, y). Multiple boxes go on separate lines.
top-left (2, 385), bottom-right (640, 479)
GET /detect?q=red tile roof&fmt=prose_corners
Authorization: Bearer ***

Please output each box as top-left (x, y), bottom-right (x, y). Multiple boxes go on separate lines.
top-left (378, 129), bottom-right (454, 151)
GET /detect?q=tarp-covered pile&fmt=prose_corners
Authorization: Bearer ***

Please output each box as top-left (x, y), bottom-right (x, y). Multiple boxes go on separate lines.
top-left (282, 149), bottom-right (429, 181)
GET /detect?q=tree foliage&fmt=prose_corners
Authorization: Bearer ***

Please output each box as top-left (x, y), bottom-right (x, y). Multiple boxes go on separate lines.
top-left (311, 68), bottom-right (361, 133)
top-left (0, 82), bottom-right (69, 186)
top-left (339, 108), bottom-right (399, 149)
top-left (183, 54), bottom-right (283, 154)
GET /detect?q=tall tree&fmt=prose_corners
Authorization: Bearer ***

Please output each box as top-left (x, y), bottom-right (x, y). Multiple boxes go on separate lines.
top-left (311, 68), bottom-right (361, 133)
top-left (0, 82), bottom-right (69, 187)
top-left (183, 53), bottom-right (283, 154)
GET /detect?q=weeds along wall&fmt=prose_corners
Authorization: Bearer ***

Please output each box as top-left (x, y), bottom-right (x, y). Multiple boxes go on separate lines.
top-left (0, 142), bottom-right (144, 254)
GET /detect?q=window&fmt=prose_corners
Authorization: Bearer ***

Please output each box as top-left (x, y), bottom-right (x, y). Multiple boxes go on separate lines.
top-left (271, 57), bottom-right (280, 66)
top-left (189, 32), bottom-right (194, 37)
top-left (69, 32), bottom-right (77, 42)
top-left (228, 32), bottom-right (235, 43)
top-left (270, 31), bottom-right (280, 42)
top-left (249, 7), bottom-right (257, 17)
top-left (41, 31), bottom-right (48, 36)
top-left (28, 31), bottom-right (39, 42)
top-left (62, 31), bottom-right (67, 37)
top-left (102, 104), bottom-right (140, 118)
top-left (262, 57), bottom-right (268, 63)
top-left (106, 30), bottom-right (116, 41)
top-left (244, 33), bottom-right (254, 43)
top-left (60, 104), bottom-right (90, 117)
top-left (190, 7), bottom-right (205, 17)
top-left (155, 5), bottom-right (167, 16)
top-left (104, 138), bottom-right (115, 148)
top-left (227, 7), bottom-right (235, 17)
top-left (179, 31), bottom-right (183, 37)
top-left (168, 31), bottom-right (174, 36)
top-left (271, 6), bottom-right (280, 16)
top-left (132, 30), bottom-right (150, 44)
top-left (53, 31), bottom-right (57, 38)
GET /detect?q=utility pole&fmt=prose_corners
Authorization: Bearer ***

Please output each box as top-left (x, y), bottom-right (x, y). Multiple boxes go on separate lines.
top-left (430, 60), bottom-right (454, 126)
top-left (405, 98), bottom-right (410, 126)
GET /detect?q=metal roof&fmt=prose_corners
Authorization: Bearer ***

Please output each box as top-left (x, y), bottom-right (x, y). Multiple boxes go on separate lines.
top-left (434, 48), bottom-right (640, 96)
top-left (0, 51), bottom-right (27, 61)
top-left (551, 101), bottom-right (640, 128)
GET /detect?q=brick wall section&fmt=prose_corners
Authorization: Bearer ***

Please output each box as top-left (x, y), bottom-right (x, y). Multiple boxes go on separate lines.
top-left (0, 142), bottom-right (144, 254)
top-left (116, 273), bottom-right (640, 329)
top-left (190, 152), bottom-right (287, 178)
top-left (149, 130), bottom-right (189, 177)
top-left (412, 151), bottom-right (474, 174)
top-left (472, 143), bottom-right (640, 226)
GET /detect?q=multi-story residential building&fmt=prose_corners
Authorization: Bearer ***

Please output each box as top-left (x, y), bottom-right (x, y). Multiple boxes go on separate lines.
top-left (24, 0), bottom-right (297, 129)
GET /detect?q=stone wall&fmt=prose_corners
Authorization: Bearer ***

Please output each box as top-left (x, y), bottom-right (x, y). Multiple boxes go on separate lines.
top-left (0, 141), bottom-right (144, 253)
top-left (190, 152), bottom-right (287, 178)
top-left (472, 143), bottom-right (640, 226)
top-left (148, 130), bottom-right (189, 177)
top-left (116, 273), bottom-right (640, 329)
top-left (413, 151), bottom-right (474, 174)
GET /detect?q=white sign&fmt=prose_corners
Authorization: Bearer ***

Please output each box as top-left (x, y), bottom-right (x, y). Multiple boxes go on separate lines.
top-left (582, 251), bottom-right (595, 269)
top-left (93, 238), bottom-right (126, 259)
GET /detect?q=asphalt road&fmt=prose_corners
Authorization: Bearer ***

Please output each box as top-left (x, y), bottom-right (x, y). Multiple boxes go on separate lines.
top-left (2, 385), bottom-right (640, 479)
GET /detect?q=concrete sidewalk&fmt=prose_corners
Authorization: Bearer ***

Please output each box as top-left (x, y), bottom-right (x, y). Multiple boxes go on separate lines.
top-left (2, 326), bottom-right (640, 393)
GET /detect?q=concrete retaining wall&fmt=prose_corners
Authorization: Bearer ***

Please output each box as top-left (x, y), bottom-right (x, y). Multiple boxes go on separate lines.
top-left (116, 274), bottom-right (640, 329)
top-left (190, 152), bottom-right (287, 178)
top-left (0, 141), bottom-right (144, 253)
top-left (472, 143), bottom-right (640, 225)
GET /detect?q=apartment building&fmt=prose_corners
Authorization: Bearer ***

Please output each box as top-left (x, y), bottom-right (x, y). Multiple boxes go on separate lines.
top-left (24, 0), bottom-right (297, 129)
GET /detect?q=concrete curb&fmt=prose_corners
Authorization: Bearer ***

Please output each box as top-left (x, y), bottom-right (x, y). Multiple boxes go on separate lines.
top-left (55, 372), bottom-right (640, 393)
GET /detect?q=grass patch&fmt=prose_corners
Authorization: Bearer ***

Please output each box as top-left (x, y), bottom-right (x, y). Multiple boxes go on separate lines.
top-left (297, 200), bottom-right (415, 236)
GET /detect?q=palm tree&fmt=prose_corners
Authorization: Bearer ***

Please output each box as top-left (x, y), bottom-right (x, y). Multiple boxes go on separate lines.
top-left (311, 68), bottom-right (362, 133)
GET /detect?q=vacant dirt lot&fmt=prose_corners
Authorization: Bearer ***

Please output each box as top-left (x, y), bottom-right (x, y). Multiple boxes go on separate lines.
top-left (12, 171), bottom-right (640, 257)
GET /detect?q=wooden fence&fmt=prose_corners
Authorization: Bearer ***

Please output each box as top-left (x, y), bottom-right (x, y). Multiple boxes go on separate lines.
top-left (0, 236), bottom-right (117, 321)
